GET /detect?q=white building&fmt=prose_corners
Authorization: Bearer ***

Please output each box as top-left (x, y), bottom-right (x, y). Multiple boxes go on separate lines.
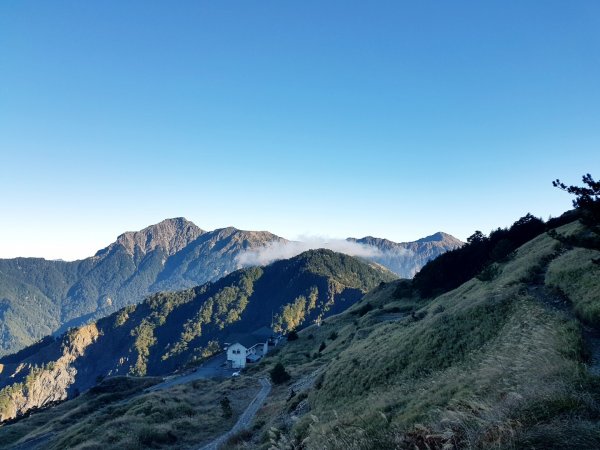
top-left (227, 342), bottom-right (247, 369)
top-left (225, 327), bottom-right (280, 369)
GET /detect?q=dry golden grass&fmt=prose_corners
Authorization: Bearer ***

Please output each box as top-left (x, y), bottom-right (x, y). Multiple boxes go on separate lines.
top-left (546, 246), bottom-right (600, 324)
top-left (246, 223), bottom-right (600, 449)
top-left (0, 376), bottom-right (259, 450)
top-left (3, 221), bottom-right (599, 450)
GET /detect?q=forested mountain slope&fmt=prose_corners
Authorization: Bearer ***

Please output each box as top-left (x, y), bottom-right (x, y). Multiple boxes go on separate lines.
top-left (0, 218), bottom-right (460, 357)
top-left (0, 249), bottom-right (395, 422)
top-left (249, 216), bottom-right (600, 449)
top-left (2, 213), bottom-right (599, 449)
top-left (0, 218), bottom-right (285, 356)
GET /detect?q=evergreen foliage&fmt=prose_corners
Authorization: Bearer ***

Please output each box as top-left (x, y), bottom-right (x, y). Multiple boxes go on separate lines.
top-left (1, 213), bottom-right (599, 448)
top-left (286, 331), bottom-right (299, 341)
top-left (0, 223), bottom-right (284, 357)
top-left (262, 219), bottom-right (600, 448)
top-left (220, 396), bottom-right (232, 418)
top-left (0, 248), bottom-right (393, 422)
top-left (554, 173), bottom-right (600, 225)
top-left (270, 362), bottom-right (291, 384)
top-left (414, 213), bottom-right (547, 297)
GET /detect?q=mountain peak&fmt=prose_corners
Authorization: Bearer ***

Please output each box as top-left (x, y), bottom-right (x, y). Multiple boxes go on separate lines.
top-left (110, 218), bottom-right (204, 257)
top-left (209, 227), bottom-right (287, 246)
top-left (415, 232), bottom-right (463, 245)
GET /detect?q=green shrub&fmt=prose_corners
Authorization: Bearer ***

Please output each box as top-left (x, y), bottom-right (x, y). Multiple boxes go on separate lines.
top-left (270, 363), bottom-right (291, 385)
top-left (220, 396), bottom-right (232, 418)
top-left (355, 302), bottom-right (373, 317)
top-left (477, 263), bottom-right (500, 281)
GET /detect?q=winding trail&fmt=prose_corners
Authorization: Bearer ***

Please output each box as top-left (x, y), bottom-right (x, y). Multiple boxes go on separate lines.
top-left (6, 353), bottom-right (234, 449)
top-left (198, 377), bottom-right (272, 450)
top-left (146, 353), bottom-right (230, 393)
top-left (526, 254), bottom-right (600, 375)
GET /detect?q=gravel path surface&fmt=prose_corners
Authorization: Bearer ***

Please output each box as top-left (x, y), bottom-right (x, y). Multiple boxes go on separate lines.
top-left (146, 352), bottom-right (232, 392)
top-left (198, 378), bottom-right (272, 450)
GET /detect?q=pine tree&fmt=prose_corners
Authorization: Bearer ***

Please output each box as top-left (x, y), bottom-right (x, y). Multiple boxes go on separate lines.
top-left (220, 396), bottom-right (232, 418)
top-left (270, 362), bottom-right (291, 384)
top-left (554, 174), bottom-right (600, 225)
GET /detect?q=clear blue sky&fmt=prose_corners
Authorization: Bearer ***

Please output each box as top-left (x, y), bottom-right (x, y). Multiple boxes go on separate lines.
top-left (1, 1), bottom-right (599, 260)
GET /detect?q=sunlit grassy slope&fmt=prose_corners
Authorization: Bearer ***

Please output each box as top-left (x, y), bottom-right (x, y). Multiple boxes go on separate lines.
top-left (1, 220), bottom-right (599, 450)
top-left (246, 220), bottom-right (600, 449)
top-left (0, 249), bottom-right (396, 423)
top-left (0, 376), bottom-right (258, 450)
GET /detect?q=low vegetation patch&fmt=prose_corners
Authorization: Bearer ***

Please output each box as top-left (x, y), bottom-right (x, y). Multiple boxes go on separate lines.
top-left (247, 217), bottom-right (600, 450)
top-left (546, 246), bottom-right (600, 325)
top-left (270, 363), bottom-right (291, 385)
top-left (0, 376), bottom-right (258, 450)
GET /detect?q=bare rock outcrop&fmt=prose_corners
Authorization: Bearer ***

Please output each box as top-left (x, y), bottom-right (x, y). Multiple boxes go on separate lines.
top-left (0, 323), bottom-right (99, 421)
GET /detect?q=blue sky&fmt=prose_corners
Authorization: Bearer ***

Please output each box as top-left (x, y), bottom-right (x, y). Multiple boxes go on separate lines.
top-left (1, 1), bottom-right (599, 260)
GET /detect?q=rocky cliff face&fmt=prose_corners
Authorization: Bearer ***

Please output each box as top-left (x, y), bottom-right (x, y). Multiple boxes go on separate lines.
top-left (0, 323), bottom-right (99, 421)
top-left (106, 217), bottom-right (204, 257)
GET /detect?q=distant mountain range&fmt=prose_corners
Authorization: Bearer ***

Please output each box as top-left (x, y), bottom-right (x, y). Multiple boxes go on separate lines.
top-left (347, 232), bottom-right (464, 278)
top-left (0, 218), bottom-right (285, 357)
top-left (0, 249), bottom-right (395, 421)
top-left (0, 218), bottom-right (462, 357)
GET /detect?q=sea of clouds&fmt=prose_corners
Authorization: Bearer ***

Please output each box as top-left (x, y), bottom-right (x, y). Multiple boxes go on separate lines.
top-left (235, 236), bottom-right (384, 267)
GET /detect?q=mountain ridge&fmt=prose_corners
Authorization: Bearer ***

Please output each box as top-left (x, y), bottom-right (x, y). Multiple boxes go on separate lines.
top-left (0, 219), bottom-right (460, 357)
top-left (98, 217), bottom-right (205, 258)
top-left (0, 220), bottom-right (288, 357)
top-left (347, 231), bottom-right (463, 277)
top-left (0, 249), bottom-right (395, 421)
top-left (1, 214), bottom-right (597, 449)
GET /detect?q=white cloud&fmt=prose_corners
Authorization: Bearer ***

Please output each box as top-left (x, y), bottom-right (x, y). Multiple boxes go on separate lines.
top-left (235, 236), bottom-right (383, 267)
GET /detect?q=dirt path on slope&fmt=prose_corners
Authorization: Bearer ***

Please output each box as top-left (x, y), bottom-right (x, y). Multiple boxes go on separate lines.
top-left (526, 260), bottom-right (600, 375)
top-left (146, 352), bottom-right (232, 393)
top-left (5, 354), bottom-right (234, 449)
top-left (197, 378), bottom-right (272, 450)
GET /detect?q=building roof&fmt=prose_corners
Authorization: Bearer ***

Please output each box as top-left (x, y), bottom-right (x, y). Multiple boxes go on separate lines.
top-left (226, 333), bottom-right (267, 349)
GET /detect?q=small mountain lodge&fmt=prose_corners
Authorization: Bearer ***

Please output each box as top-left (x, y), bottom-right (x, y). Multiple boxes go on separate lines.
top-left (225, 326), bottom-right (282, 369)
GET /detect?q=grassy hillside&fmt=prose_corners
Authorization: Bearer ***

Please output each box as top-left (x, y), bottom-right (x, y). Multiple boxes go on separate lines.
top-left (0, 376), bottom-right (259, 450)
top-left (234, 219), bottom-right (600, 449)
top-left (0, 249), bottom-right (395, 422)
top-left (2, 217), bottom-right (599, 449)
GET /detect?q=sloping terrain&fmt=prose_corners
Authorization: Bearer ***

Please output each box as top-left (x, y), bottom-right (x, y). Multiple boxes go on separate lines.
top-left (348, 232), bottom-right (464, 278)
top-left (0, 376), bottom-right (259, 450)
top-left (0, 249), bottom-right (395, 422)
top-left (254, 223), bottom-right (600, 449)
top-left (0, 218), bottom-right (460, 358)
top-left (237, 219), bottom-right (600, 449)
top-left (1, 217), bottom-right (598, 449)
top-left (0, 218), bottom-right (286, 356)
